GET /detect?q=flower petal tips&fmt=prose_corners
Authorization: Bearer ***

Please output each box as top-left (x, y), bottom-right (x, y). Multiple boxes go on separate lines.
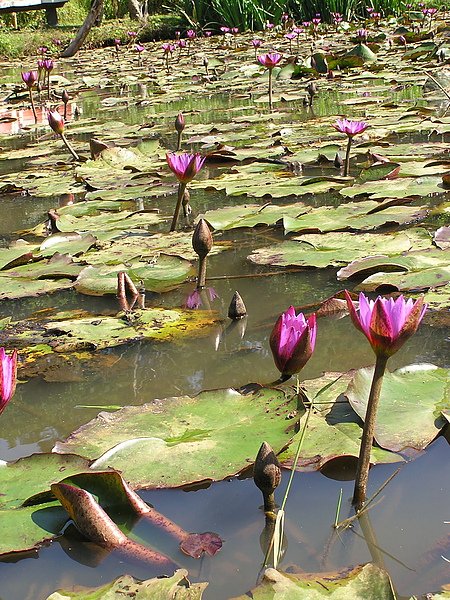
top-left (0, 348), bottom-right (18, 415)
top-left (166, 152), bottom-right (206, 184)
top-left (270, 307), bottom-right (316, 377)
top-left (332, 119), bottom-right (368, 137)
top-left (257, 53), bottom-right (282, 69)
top-left (344, 291), bottom-right (427, 357)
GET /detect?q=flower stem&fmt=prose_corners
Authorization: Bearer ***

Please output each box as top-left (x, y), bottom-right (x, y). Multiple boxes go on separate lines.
top-left (344, 136), bottom-right (352, 176)
top-left (197, 256), bottom-right (207, 289)
top-left (268, 68), bottom-right (273, 110)
top-left (60, 133), bottom-right (79, 161)
top-left (176, 131), bottom-right (182, 151)
top-left (29, 89), bottom-right (37, 124)
top-left (170, 182), bottom-right (187, 232)
top-left (353, 354), bottom-right (388, 510)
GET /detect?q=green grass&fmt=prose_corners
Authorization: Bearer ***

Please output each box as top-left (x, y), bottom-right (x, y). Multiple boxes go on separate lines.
top-left (0, 14), bottom-right (181, 58)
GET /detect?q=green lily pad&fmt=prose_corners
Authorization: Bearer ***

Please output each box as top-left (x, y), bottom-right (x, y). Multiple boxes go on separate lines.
top-left (279, 372), bottom-right (401, 470)
top-left (340, 176), bottom-right (445, 200)
top-left (53, 387), bottom-right (301, 489)
top-left (199, 202), bottom-right (309, 231)
top-left (0, 275), bottom-right (74, 300)
top-left (39, 232), bottom-right (97, 258)
top-left (74, 254), bottom-right (193, 296)
top-left (345, 364), bottom-right (449, 452)
top-left (0, 242), bottom-right (37, 270)
top-left (283, 201), bottom-right (427, 234)
top-left (54, 209), bottom-right (163, 234)
top-left (46, 570), bottom-right (207, 600)
top-left (248, 229), bottom-right (431, 269)
top-left (231, 564), bottom-right (396, 600)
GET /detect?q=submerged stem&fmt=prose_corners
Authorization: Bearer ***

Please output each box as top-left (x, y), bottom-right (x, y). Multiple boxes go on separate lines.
top-left (352, 354), bottom-right (388, 509)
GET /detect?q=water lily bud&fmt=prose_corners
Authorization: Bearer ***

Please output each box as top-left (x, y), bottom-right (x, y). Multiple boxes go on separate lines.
top-left (62, 89), bottom-right (69, 104)
top-left (0, 347), bottom-right (18, 415)
top-left (192, 218), bottom-right (212, 259)
top-left (48, 110), bottom-right (64, 135)
top-left (228, 291), bottom-right (247, 320)
top-left (270, 307), bottom-right (316, 378)
top-left (254, 441), bottom-right (281, 512)
top-left (175, 112), bottom-right (185, 134)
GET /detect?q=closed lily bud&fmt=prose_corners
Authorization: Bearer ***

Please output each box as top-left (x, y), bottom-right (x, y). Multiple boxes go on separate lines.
top-left (228, 291), bottom-right (247, 320)
top-left (270, 306), bottom-right (316, 378)
top-left (175, 112), bottom-right (185, 134)
top-left (192, 219), bottom-right (212, 259)
top-left (254, 441), bottom-right (281, 512)
top-left (62, 89), bottom-right (69, 104)
top-left (48, 110), bottom-right (64, 135)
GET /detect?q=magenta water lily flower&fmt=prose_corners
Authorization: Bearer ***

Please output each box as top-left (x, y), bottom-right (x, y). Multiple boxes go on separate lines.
top-left (166, 152), bottom-right (205, 184)
top-left (0, 348), bottom-right (18, 416)
top-left (21, 70), bottom-right (38, 88)
top-left (332, 118), bottom-right (368, 137)
top-left (167, 153), bottom-right (206, 231)
top-left (270, 307), bottom-right (316, 379)
top-left (187, 29), bottom-right (196, 39)
top-left (42, 58), bottom-right (54, 71)
top-left (345, 291), bottom-right (426, 358)
top-left (258, 53), bottom-right (282, 111)
top-left (333, 119), bottom-right (369, 176)
top-left (258, 52), bottom-right (282, 69)
top-left (48, 110), bottom-right (65, 134)
top-left (185, 287), bottom-right (218, 309)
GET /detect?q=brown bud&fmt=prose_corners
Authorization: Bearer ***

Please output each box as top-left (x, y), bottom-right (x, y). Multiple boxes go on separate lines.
top-left (192, 219), bottom-right (212, 259)
top-left (62, 89), bottom-right (70, 104)
top-left (175, 112), bottom-right (185, 134)
top-left (254, 442), bottom-right (282, 512)
top-left (228, 291), bottom-right (247, 320)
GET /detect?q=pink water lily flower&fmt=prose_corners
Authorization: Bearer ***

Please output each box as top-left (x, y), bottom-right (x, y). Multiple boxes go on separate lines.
top-left (252, 39), bottom-right (262, 47)
top-left (162, 43), bottom-right (175, 54)
top-left (166, 152), bottom-right (205, 183)
top-left (0, 348), bottom-right (18, 415)
top-left (345, 291), bottom-right (427, 357)
top-left (48, 110), bottom-right (65, 135)
top-left (187, 29), bottom-right (196, 39)
top-left (270, 307), bottom-right (316, 377)
top-left (42, 58), bottom-right (54, 71)
top-left (21, 70), bottom-right (38, 88)
top-left (332, 118), bottom-right (368, 137)
top-left (258, 52), bottom-right (282, 69)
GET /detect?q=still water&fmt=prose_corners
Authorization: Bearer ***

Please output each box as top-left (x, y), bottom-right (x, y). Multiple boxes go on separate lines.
top-left (0, 54), bottom-right (448, 599)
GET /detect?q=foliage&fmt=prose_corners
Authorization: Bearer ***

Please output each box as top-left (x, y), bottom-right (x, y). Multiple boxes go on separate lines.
top-left (0, 14), bottom-right (180, 58)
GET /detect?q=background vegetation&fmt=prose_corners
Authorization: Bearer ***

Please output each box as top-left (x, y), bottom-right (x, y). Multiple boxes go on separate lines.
top-left (0, 0), bottom-right (446, 58)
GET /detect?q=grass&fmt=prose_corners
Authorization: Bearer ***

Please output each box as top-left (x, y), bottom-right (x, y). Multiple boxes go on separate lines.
top-left (0, 14), bottom-right (181, 59)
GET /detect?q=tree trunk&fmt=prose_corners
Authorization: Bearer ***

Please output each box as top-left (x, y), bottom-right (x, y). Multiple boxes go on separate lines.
top-left (60, 0), bottom-right (104, 58)
top-left (128, 0), bottom-right (142, 20)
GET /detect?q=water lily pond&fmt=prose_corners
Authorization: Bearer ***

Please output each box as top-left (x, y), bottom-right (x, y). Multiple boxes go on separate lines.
top-left (0, 16), bottom-right (449, 600)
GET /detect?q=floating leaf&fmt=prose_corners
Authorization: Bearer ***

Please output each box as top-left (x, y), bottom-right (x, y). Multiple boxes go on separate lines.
top-left (231, 564), bottom-right (396, 600)
top-left (46, 570), bottom-right (207, 600)
top-left (54, 387), bottom-right (301, 488)
top-left (345, 364), bottom-right (449, 452)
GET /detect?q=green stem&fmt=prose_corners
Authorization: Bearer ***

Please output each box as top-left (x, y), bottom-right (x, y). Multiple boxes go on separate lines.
top-left (170, 182), bottom-right (187, 232)
top-left (60, 133), bottom-right (79, 161)
top-left (268, 68), bottom-right (273, 111)
top-left (344, 136), bottom-right (352, 176)
top-left (29, 89), bottom-right (37, 124)
top-left (353, 354), bottom-right (388, 509)
top-left (176, 131), bottom-right (182, 151)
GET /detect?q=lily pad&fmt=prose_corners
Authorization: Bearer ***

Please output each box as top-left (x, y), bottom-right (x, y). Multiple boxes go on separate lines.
top-left (279, 372), bottom-right (401, 470)
top-left (199, 202), bottom-right (309, 231)
top-left (248, 229), bottom-right (431, 269)
top-left (231, 564), bottom-right (396, 600)
top-left (54, 387), bottom-right (301, 488)
top-left (74, 255), bottom-right (194, 296)
top-left (46, 570), bottom-right (207, 600)
top-left (345, 364), bottom-right (449, 452)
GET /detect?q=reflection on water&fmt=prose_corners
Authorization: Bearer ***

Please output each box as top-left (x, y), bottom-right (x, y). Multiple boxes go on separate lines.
top-left (0, 63), bottom-right (448, 600)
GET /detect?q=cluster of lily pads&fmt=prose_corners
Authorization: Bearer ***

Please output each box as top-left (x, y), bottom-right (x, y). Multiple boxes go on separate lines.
top-left (0, 4), bottom-right (449, 599)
